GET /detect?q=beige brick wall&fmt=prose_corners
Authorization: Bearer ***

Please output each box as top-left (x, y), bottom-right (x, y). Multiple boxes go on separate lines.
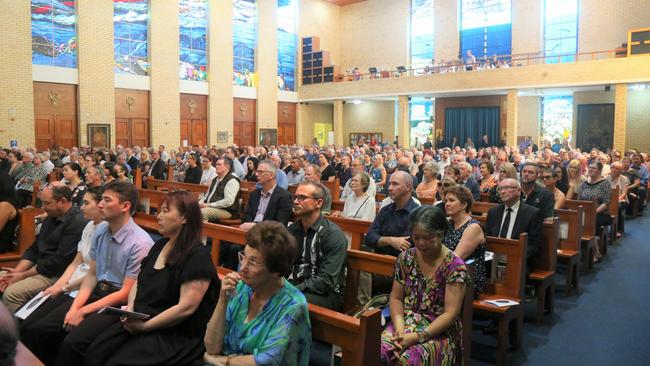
top-left (150, 0), bottom-right (181, 149)
top-left (506, 90), bottom-right (518, 146)
top-left (339, 0), bottom-right (409, 73)
top-left (257, 0), bottom-right (279, 130)
top-left (613, 84), bottom-right (627, 151)
top-left (626, 88), bottom-right (650, 151)
top-left (0, 1), bottom-right (34, 148)
top-left (208, 0), bottom-right (234, 146)
top-left (77, 0), bottom-right (115, 147)
top-left (342, 100), bottom-right (395, 146)
top-left (517, 96), bottom-right (541, 143)
top-left (300, 0), bottom-right (341, 65)
top-left (579, 0), bottom-right (650, 53)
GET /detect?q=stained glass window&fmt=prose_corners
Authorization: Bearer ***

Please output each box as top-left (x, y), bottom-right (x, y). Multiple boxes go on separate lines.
top-left (31, 0), bottom-right (77, 67)
top-left (410, 0), bottom-right (434, 69)
top-left (179, 0), bottom-right (208, 81)
top-left (277, 0), bottom-right (298, 91)
top-left (544, 0), bottom-right (578, 64)
top-left (114, 0), bottom-right (149, 75)
top-left (233, 0), bottom-right (256, 87)
top-left (541, 96), bottom-right (573, 144)
top-left (409, 98), bottom-right (433, 148)
top-left (460, 0), bottom-right (511, 61)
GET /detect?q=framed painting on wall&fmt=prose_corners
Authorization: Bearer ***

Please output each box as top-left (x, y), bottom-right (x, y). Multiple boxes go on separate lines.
top-left (349, 132), bottom-right (382, 146)
top-left (88, 124), bottom-right (110, 149)
top-left (259, 129), bottom-right (277, 146)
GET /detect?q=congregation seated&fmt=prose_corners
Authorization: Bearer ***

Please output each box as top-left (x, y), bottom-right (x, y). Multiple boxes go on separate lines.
top-left (339, 156), bottom-right (377, 199)
top-left (542, 167), bottom-right (566, 210)
top-left (520, 162), bottom-right (555, 220)
top-left (0, 185), bottom-right (87, 313)
top-left (204, 221), bottom-right (311, 366)
top-left (83, 191), bottom-right (219, 366)
top-left (19, 181), bottom-right (153, 365)
top-left (0, 170), bottom-right (19, 253)
top-left (200, 156), bottom-right (217, 185)
top-left (288, 181), bottom-right (348, 311)
top-left (199, 157), bottom-right (241, 222)
top-left (62, 163), bottom-right (87, 207)
top-left (12, 152), bottom-right (48, 208)
top-left (415, 161), bottom-right (439, 200)
top-left (240, 160), bottom-right (293, 230)
top-left (381, 205), bottom-right (469, 365)
top-left (442, 185), bottom-right (486, 295)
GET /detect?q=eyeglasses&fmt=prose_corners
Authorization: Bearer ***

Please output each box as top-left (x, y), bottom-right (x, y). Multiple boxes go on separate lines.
top-left (497, 186), bottom-right (518, 192)
top-left (294, 195), bottom-right (318, 202)
top-left (238, 251), bottom-right (263, 270)
top-left (542, 175), bottom-right (554, 180)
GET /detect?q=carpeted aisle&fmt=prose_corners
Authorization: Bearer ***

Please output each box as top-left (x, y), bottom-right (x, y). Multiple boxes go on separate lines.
top-left (472, 214), bottom-right (650, 366)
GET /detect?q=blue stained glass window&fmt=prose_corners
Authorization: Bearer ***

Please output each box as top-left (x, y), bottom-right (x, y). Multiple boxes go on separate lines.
top-left (544, 0), bottom-right (578, 64)
top-left (233, 0), bottom-right (257, 87)
top-left (31, 0), bottom-right (77, 67)
top-left (410, 0), bottom-right (434, 69)
top-left (179, 0), bottom-right (208, 81)
top-left (114, 0), bottom-right (149, 75)
top-left (409, 97), bottom-right (433, 147)
top-left (277, 0), bottom-right (298, 91)
top-left (460, 0), bottom-right (511, 61)
top-left (541, 96), bottom-right (573, 144)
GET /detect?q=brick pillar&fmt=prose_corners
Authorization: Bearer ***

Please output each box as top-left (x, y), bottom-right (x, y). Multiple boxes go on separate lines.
top-left (506, 89), bottom-right (519, 147)
top-left (208, 0), bottom-right (234, 146)
top-left (0, 2), bottom-right (34, 147)
top-left (397, 96), bottom-right (410, 148)
top-left (333, 100), bottom-right (344, 146)
top-left (150, 0), bottom-right (180, 149)
top-left (613, 84), bottom-right (628, 151)
top-left (78, 1), bottom-right (115, 147)
top-left (256, 0), bottom-right (279, 132)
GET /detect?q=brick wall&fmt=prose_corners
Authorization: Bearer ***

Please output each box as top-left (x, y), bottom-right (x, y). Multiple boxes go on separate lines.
top-left (626, 88), bottom-right (650, 151)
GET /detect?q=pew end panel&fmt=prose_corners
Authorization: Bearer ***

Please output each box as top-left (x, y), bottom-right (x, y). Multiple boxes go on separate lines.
top-left (556, 207), bottom-right (583, 295)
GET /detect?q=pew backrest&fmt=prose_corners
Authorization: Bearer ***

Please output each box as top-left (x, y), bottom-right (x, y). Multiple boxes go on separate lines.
top-left (147, 178), bottom-right (207, 194)
top-left (555, 207), bottom-right (583, 253)
top-left (327, 216), bottom-right (372, 251)
top-left (484, 234), bottom-right (528, 299)
top-left (565, 199), bottom-right (597, 237)
top-left (471, 201), bottom-right (497, 216)
top-left (609, 186), bottom-right (619, 217)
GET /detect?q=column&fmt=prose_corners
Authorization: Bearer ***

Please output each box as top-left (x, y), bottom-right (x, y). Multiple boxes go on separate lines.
top-left (0, 2), bottom-right (33, 147)
top-left (506, 89), bottom-right (518, 147)
top-left (78, 1), bottom-right (115, 147)
top-left (613, 84), bottom-right (628, 151)
top-left (397, 96), bottom-right (410, 148)
top-left (333, 100), bottom-right (344, 146)
top-left (434, 0), bottom-right (459, 63)
top-left (208, 0), bottom-right (234, 146)
top-left (150, 0), bottom-right (180, 149)
top-left (256, 0), bottom-right (279, 132)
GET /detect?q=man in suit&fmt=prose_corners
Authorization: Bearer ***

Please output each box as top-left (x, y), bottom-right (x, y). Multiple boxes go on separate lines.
top-left (239, 160), bottom-right (293, 230)
top-left (125, 148), bottom-right (139, 172)
top-left (458, 161), bottom-right (481, 201)
top-left (485, 178), bottom-right (543, 264)
top-left (144, 150), bottom-right (166, 188)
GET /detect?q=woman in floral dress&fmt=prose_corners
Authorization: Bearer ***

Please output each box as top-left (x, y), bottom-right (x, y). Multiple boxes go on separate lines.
top-left (381, 206), bottom-right (470, 366)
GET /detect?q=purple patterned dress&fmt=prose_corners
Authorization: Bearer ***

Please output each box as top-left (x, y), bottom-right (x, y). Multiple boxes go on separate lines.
top-left (380, 248), bottom-right (469, 366)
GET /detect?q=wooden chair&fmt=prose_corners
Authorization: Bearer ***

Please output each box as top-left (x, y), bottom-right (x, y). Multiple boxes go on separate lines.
top-left (528, 218), bottom-right (559, 324)
top-left (565, 200), bottom-right (598, 270)
top-left (555, 207), bottom-right (584, 295)
top-left (473, 234), bottom-right (527, 366)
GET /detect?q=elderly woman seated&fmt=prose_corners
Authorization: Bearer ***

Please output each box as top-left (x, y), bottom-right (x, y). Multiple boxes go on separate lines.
top-left (380, 205), bottom-right (470, 365)
top-left (204, 221), bottom-right (311, 366)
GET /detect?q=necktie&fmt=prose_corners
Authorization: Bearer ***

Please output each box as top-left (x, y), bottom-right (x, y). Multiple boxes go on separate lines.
top-left (499, 207), bottom-right (512, 238)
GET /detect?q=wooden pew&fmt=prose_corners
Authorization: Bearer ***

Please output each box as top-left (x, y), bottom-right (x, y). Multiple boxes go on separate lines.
top-left (321, 178), bottom-right (341, 202)
top-left (166, 164), bottom-right (174, 181)
top-left (0, 208), bottom-right (43, 267)
top-left (147, 178), bottom-right (207, 194)
top-left (326, 215), bottom-right (372, 250)
top-left (473, 234), bottom-right (527, 366)
top-left (607, 187), bottom-right (620, 247)
top-left (134, 168), bottom-right (142, 188)
top-left (565, 200), bottom-right (598, 270)
top-left (556, 207), bottom-right (584, 295)
top-left (471, 201), bottom-right (497, 216)
top-left (472, 216), bottom-right (559, 323)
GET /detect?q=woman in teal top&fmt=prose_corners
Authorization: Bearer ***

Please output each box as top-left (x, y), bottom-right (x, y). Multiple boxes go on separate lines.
top-left (204, 221), bottom-right (311, 366)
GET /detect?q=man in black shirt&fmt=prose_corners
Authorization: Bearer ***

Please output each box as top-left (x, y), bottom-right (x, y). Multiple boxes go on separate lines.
top-left (183, 154), bottom-right (202, 184)
top-left (520, 162), bottom-right (555, 220)
top-left (0, 184), bottom-right (86, 313)
top-left (288, 181), bottom-right (347, 311)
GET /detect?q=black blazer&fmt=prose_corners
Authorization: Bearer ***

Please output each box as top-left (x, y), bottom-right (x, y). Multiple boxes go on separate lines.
top-left (148, 159), bottom-right (166, 180)
top-left (127, 156), bottom-right (139, 173)
top-left (242, 186), bottom-right (293, 225)
top-left (485, 200), bottom-right (542, 261)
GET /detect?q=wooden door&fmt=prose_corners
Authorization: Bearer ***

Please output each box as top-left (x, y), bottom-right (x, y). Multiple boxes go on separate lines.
top-left (277, 102), bottom-right (296, 145)
top-left (180, 119), bottom-right (191, 147)
top-left (55, 115), bottom-right (77, 148)
top-left (131, 119), bottom-right (149, 147)
top-left (278, 123), bottom-right (295, 145)
top-left (35, 115), bottom-right (55, 151)
top-left (115, 118), bottom-right (130, 147)
top-left (192, 119), bottom-right (207, 146)
top-left (233, 98), bottom-right (256, 147)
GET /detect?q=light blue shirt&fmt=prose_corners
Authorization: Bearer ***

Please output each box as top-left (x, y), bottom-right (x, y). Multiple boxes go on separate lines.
top-left (89, 218), bottom-right (154, 288)
top-left (276, 169), bottom-right (289, 190)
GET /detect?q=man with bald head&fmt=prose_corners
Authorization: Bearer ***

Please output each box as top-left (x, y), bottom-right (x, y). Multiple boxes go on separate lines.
top-left (485, 178), bottom-right (542, 263)
top-left (366, 170), bottom-right (421, 257)
top-left (380, 156), bottom-right (419, 195)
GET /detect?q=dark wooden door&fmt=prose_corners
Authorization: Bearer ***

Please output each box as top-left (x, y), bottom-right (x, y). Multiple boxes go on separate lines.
top-left (180, 94), bottom-right (208, 147)
top-left (277, 102), bottom-right (296, 145)
top-left (192, 119), bottom-right (207, 146)
top-left (233, 98), bottom-right (256, 147)
top-left (33, 82), bottom-right (78, 149)
top-left (115, 118), bottom-right (130, 147)
top-left (115, 89), bottom-right (150, 147)
top-left (35, 115), bottom-right (55, 151)
top-left (131, 119), bottom-right (149, 147)
top-left (180, 119), bottom-right (191, 146)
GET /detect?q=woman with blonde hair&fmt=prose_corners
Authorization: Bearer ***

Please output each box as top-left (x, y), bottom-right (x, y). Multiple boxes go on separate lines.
top-left (566, 159), bottom-right (586, 201)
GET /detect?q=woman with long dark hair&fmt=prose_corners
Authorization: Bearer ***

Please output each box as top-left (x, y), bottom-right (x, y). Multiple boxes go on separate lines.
top-left (62, 162), bottom-right (86, 207)
top-left (83, 191), bottom-right (220, 366)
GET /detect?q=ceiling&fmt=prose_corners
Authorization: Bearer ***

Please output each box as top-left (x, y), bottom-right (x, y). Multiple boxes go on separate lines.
top-left (323, 0), bottom-right (367, 6)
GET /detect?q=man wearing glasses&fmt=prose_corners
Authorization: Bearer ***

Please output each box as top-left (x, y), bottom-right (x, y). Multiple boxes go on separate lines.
top-left (288, 181), bottom-right (347, 311)
top-left (200, 158), bottom-right (241, 222)
top-left (240, 160), bottom-right (292, 231)
top-left (485, 178), bottom-right (543, 263)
